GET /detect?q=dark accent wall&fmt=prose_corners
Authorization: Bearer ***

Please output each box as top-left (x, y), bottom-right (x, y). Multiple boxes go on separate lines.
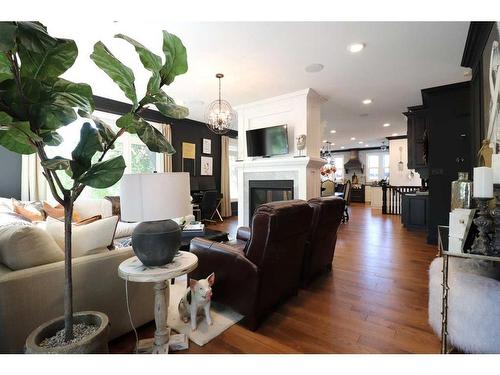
top-left (94, 95), bottom-right (237, 193)
top-left (0, 147), bottom-right (22, 199)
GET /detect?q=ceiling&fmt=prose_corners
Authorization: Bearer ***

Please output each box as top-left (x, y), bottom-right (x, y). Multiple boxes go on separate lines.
top-left (46, 21), bottom-right (470, 150)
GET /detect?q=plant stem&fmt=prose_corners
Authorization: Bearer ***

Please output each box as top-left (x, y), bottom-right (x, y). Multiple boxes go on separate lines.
top-left (63, 197), bottom-right (74, 341)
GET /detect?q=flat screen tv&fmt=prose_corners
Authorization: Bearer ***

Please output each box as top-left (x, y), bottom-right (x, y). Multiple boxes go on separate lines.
top-left (246, 125), bottom-right (289, 157)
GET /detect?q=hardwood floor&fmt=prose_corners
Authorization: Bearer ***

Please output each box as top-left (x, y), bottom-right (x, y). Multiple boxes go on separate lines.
top-left (109, 203), bottom-right (440, 354)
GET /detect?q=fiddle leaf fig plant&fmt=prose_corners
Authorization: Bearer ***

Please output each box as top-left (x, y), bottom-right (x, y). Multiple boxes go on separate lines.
top-left (0, 21), bottom-right (188, 343)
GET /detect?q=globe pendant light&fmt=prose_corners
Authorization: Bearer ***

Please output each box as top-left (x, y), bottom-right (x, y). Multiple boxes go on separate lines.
top-left (205, 73), bottom-right (234, 134)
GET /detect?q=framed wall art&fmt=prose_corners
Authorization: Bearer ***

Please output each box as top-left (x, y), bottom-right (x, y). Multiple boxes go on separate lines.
top-left (200, 156), bottom-right (213, 176)
top-left (202, 138), bottom-right (212, 154)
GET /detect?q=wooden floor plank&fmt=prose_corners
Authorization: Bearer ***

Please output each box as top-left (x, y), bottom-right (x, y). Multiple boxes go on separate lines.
top-left (109, 203), bottom-right (440, 354)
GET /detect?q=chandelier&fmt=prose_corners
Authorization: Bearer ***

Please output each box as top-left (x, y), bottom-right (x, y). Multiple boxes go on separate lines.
top-left (205, 73), bottom-right (234, 134)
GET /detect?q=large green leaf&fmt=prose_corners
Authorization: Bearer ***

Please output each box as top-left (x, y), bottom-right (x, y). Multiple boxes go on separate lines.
top-left (0, 53), bottom-right (13, 83)
top-left (32, 102), bottom-right (77, 130)
top-left (136, 120), bottom-right (175, 154)
top-left (72, 122), bottom-right (103, 167)
top-left (115, 34), bottom-right (162, 72)
top-left (90, 41), bottom-right (137, 108)
top-left (40, 130), bottom-right (63, 146)
top-left (92, 116), bottom-right (116, 149)
top-left (18, 38), bottom-right (77, 80)
top-left (159, 30), bottom-right (188, 86)
top-left (41, 156), bottom-right (71, 170)
top-left (0, 22), bottom-right (17, 52)
top-left (15, 22), bottom-right (57, 53)
top-left (143, 91), bottom-right (188, 119)
top-left (77, 155), bottom-right (126, 189)
top-left (51, 79), bottom-right (94, 114)
top-left (116, 112), bottom-right (174, 153)
top-left (0, 115), bottom-right (38, 154)
top-left (0, 79), bottom-right (30, 120)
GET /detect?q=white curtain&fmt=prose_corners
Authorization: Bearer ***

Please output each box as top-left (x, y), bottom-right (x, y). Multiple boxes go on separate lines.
top-left (21, 153), bottom-right (47, 201)
top-left (220, 136), bottom-right (232, 217)
top-left (162, 124), bottom-right (173, 172)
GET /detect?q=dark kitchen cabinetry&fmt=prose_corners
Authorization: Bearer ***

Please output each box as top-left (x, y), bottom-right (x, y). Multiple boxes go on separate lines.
top-left (404, 82), bottom-right (474, 244)
top-left (350, 185), bottom-right (365, 203)
top-left (401, 194), bottom-right (429, 231)
top-left (404, 105), bottom-right (428, 177)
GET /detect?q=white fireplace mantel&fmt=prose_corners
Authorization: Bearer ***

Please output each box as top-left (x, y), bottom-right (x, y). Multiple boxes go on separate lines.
top-left (236, 156), bottom-right (324, 226)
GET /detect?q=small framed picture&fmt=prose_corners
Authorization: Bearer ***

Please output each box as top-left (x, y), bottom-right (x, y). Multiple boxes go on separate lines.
top-left (202, 138), bottom-right (211, 154)
top-left (200, 156), bottom-right (213, 176)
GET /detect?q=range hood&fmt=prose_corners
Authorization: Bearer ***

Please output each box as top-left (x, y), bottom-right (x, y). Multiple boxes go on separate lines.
top-left (344, 150), bottom-right (364, 173)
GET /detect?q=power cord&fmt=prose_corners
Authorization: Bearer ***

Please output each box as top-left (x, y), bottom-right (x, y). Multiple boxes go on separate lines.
top-left (125, 279), bottom-right (139, 354)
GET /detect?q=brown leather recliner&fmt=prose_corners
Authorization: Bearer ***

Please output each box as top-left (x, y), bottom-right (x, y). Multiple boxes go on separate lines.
top-left (302, 196), bottom-right (345, 286)
top-left (189, 200), bottom-right (313, 330)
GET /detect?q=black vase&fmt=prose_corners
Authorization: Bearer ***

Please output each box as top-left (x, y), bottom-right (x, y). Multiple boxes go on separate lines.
top-left (131, 219), bottom-right (181, 266)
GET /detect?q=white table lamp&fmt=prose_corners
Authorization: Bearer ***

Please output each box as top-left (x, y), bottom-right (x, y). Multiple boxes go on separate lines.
top-left (121, 172), bottom-right (191, 266)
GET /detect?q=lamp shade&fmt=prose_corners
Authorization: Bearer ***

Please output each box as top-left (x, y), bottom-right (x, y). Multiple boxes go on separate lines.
top-left (120, 172), bottom-right (191, 222)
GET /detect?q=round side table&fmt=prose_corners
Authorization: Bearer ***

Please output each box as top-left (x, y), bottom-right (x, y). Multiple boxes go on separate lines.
top-left (118, 251), bottom-right (198, 354)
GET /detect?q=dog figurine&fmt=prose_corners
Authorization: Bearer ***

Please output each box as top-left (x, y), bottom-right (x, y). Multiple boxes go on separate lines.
top-left (178, 273), bottom-right (215, 331)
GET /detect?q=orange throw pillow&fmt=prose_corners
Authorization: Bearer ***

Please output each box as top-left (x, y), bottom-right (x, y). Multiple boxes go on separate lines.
top-left (43, 202), bottom-right (81, 222)
top-left (12, 199), bottom-right (44, 222)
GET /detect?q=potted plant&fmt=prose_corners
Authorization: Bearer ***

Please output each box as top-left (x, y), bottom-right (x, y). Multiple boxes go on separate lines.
top-left (0, 21), bottom-right (189, 353)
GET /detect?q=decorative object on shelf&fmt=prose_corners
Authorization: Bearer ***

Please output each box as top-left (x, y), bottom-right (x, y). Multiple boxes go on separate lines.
top-left (120, 173), bottom-right (192, 266)
top-left (473, 167), bottom-right (493, 198)
top-left (448, 208), bottom-right (475, 253)
top-left (202, 138), bottom-right (212, 154)
top-left (478, 139), bottom-right (493, 167)
top-left (398, 146), bottom-right (404, 172)
top-left (451, 172), bottom-right (473, 210)
top-left (352, 172), bottom-right (359, 185)
top-left (200, 156), bottom-right (213, 176)
top-left (470, 198), bottom-right (494, 255)
top-left (296, 134), bottom-right (306, 157)
top-left (205, 73), bottom-right (234, 134)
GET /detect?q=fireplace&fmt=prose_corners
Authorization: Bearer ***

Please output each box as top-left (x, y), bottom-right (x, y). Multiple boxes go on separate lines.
top-left (249, 180), bottom-right (294, 222)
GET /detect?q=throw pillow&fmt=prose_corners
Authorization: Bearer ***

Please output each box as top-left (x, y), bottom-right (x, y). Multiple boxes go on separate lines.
top-left (43, 202), bottom-right (81, 222)
top-left (11, 198), bottom-right (45, 222)
top-left (0, 225), bottom-right (64, 270)
top-left (46, 215), bottom-right (119, 258)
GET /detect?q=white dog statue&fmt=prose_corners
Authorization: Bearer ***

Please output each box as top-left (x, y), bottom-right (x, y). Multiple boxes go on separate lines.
top-left (178, 273), bottom-right (215, 331)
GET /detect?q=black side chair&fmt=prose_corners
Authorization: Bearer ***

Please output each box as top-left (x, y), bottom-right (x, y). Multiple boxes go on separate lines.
top-left (342, 180), bottom-right (352, 223)
top-left (200, 190), bottom-right (222, 222)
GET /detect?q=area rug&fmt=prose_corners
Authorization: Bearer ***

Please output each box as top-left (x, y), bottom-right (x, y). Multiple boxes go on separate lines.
top-left (167, 280), bottom-right (244, 346)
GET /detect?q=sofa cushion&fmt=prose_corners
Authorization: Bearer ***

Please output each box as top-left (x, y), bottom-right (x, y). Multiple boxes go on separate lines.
top-left (46, 215), bottom-right (119, 258)
top-left (0, 225), bottom-right (64, 270)
top-left (115, 221), bottom-right (137, 239)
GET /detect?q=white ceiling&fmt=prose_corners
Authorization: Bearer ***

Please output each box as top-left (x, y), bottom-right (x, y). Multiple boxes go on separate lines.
top-left (46, 21), bottom-right (470, 149)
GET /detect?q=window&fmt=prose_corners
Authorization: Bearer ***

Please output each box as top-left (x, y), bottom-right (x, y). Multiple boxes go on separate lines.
top-left (228, 137), bottom-right (238, 201)
top-left (383, 154), bottom-right (390, 180)
top-left (367, 154), bottom-right (380, 182)
top-left (333, 156), bottom-right (344, 181)
top-left (45, 111), bottom-right (164, 199)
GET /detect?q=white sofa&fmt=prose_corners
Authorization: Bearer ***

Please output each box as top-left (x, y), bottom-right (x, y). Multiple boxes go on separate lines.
top-left (0, 197), bottom-right (154, 353)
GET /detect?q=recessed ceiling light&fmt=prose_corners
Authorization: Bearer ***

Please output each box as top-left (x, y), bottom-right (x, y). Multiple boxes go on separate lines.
top-left (348, 43), bottom-right (365, 53)
top-left (350, 137), bottom-right (356, 141)
top-left (358, 141), bottom-right (363, 144)
top-left (365, 144), bottom-right (370, 147)
top-left (305, 63), bottom-right (324, 73)
top-left (392, 133), bottom-right (398, 136)
top-left (332, 143), bottom-right (335, 146)
top-left (340, 146), bottom-right (345, 149)
top-left (383, 123), bottom-right (391, 127)
top-left (362, 99), bottom-right (372, 105)
top-left (330, 130), bottom-right (336, 134)
top-left (323, 139), bottom-right (328, 143)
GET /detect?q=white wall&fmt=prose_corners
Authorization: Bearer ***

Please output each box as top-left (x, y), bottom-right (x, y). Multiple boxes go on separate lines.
top-left (235, 89), bottom-right (323, 160)
top-left (388, 138), bottom-right (421, 186)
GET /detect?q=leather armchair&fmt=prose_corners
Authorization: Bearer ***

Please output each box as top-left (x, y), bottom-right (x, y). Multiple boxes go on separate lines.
top-left (189, 200), bottom-right (313, 330)
top-left (302, 197), bottom-right (345, 285)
